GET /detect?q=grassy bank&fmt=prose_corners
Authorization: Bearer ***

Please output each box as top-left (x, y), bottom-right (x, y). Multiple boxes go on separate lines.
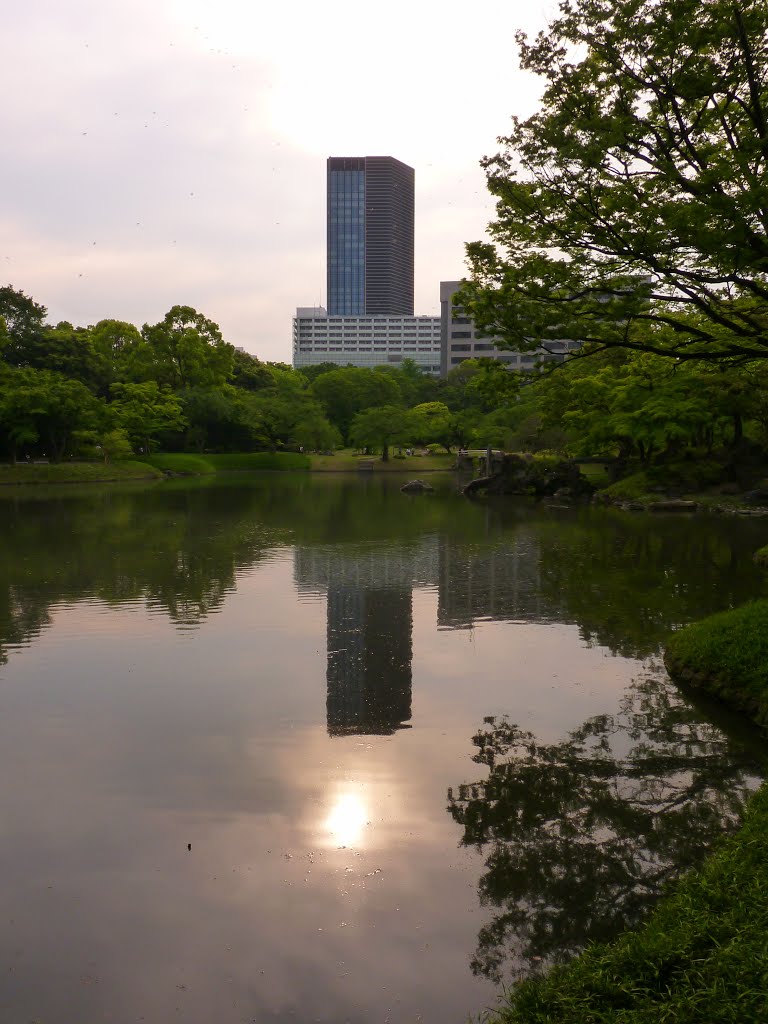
top-left (0, 461), bottom-right (163, 485)
top-left (755, 545), bottom-right (768, 569)
top-left (483, 604), bottom-right (768, 1023)
top-left (140, 452), bottom-right (311, 474)
top-left (482, 785), bottom-right (768, 1024)
top-left (664, 601), bottom-right (768, 729)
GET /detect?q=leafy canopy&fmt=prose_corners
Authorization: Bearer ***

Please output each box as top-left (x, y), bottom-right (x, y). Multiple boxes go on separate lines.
top-left (460, 0), bottom-right (768, 362)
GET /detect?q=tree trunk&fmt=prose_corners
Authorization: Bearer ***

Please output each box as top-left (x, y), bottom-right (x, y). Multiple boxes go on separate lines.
top-left (733, 413), bottom-right (743, 445)
top-left (382, 442), bottom-right (389, 462)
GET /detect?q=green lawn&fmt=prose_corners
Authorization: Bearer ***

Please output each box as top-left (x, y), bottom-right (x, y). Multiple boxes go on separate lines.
top-left (0, 461), bottom-right (163, 485)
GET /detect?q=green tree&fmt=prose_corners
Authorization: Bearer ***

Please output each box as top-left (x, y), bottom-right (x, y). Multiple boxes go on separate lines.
top-left (230, 349), bottom-right (273, 391)
top-left (460, 0), bottom-right (768, 363)
top-left (140, 306), bottom-right (235, 388)
top-left (0, 286), bottom-right (47, 367)
top-left (110, 381), bottom-right (186, 454)
top-left (90, 319), bottom-right (144, 386)
top-left (349, 405), bottom-right (413, 461)
top-left (311, 367), bottom-right (402, 442)
top-left (0, 368), bottom-right (104, 461)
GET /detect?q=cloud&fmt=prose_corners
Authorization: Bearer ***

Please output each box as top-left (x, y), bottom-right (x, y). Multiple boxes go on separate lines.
top-left (2, 0), bottom-right (552, 359)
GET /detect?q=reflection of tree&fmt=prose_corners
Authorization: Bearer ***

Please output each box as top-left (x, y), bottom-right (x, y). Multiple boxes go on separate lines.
top-left (447, 672), bottom-right (763, 983)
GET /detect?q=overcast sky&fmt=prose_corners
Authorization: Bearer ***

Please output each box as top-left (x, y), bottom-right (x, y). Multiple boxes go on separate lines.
top-left (2, 0), bottom-right (555, 362)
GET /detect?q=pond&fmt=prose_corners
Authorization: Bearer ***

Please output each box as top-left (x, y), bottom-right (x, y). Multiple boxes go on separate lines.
top-left (0, 473), bottom-right (766, 1023)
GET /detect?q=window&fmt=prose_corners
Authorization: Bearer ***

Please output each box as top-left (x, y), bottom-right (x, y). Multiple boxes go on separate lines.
top-left (451, 343), bottom-right (472, 352)
top-left (451, 331), bottom-right (471, 339)
top-left (474, 344), bottom-right (494, 351)
top-left (451, 356), bottom-right (467, 365)
top-left (451, 316), bottom-right (470, 324)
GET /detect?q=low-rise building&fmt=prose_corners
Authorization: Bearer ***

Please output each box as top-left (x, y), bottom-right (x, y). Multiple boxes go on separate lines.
top-left (292, 307), bottom-right (441, 374)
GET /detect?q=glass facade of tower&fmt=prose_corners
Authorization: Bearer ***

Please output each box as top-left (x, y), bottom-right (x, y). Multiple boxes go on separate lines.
top-left (327, 156), bottom-right (414, 317)
top-left (327, 160), bottom-right (366, 316)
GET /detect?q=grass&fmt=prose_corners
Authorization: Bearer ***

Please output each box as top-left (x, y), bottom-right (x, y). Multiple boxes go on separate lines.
top-left (0, 461), bottom-right (162, 485)
top-left (140, 453), bottom-right (216, 475)
top-left (754, 545), bottom-right (768, 569)
top-left (138, 452), bottom-right (311, 475)
top-left (482, 784), bottom-right (768, 1024)
top-left (483, 601), bottom-right (768, 1023)
top-left (664, 600), bottom-right (768, 729)
top-left (596, 471), bottom-right (654, 502)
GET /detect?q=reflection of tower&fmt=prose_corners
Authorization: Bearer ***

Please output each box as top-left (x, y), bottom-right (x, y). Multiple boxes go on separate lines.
top-left (326, 586), bottom-right (412, 736)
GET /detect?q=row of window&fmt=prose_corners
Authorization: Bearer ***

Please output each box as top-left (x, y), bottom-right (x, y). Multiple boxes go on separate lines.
top-left (297, 346), bottom-right (434, 352)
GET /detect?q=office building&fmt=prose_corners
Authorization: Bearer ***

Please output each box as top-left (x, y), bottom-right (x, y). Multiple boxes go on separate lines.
top-left (292, 307), bottom-right (440, 374)
top-left (440, 280), bottom-right (580, 376)
top-left (327, 156), bottom-right (414, 316)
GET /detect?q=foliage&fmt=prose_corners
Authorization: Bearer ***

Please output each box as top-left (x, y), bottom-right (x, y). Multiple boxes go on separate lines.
top-left (0, 285), bottom-right (47, 366)
top-left (311, 367), bottom-right (403, 442)
top-left (139, 305), bottom-right (235, 388)
top-left (460, 0), bottom-right (768, 363)
top-left (110, 381), bottom-right (186, 454)
top-left (349, 404), bottom-right (413, 460)
top-left (230, 349), bottom-right (273, 391)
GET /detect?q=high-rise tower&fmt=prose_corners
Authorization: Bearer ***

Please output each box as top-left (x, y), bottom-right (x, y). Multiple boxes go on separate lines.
top-left (327, 156), bottom-right (414, 316)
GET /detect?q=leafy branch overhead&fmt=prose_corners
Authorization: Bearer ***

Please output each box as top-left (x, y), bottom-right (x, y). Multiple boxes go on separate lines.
top-left (459, 0), bottom-right (768, 362)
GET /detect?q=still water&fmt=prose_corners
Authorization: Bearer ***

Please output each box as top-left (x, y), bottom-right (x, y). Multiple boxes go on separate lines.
top-left (0, 473), bottom-right (766, 1023)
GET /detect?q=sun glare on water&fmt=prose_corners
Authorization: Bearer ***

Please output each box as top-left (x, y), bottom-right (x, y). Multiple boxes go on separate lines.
top-left (325, 792), bottom-right (368, 848)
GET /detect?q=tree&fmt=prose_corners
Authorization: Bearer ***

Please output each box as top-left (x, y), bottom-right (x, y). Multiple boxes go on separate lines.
top-left (0, 368), bottom-right (103, 461)
top-left (89, 319), bottom-right (144, 386)
top-left (110, 381), bottom-right (186, 454)
top-left (311, 367), bottom-right (402, 442)
top-left (460, 0), bottom-right (768, 364)
top-left (140, 306), bottom-right (235, 388)
top-left (230, 349), bottom-right (273, 391)
top-left (0, 286), bottom-right (47, 366)
top-left (349, 405), bottom-right (412, 461)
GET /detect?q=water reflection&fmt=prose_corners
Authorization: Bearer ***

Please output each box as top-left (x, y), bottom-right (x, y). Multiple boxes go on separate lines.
top-left (0, 477), bottom-right (767, 1022)
top-left (447, 668), bottom-right (765, 983)
top-left (325, 789), bottom-right (369, 847)
top-left (294, 543), bottom-right (440, 736)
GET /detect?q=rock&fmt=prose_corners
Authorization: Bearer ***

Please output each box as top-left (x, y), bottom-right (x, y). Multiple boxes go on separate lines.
top-left (463, 455), bottom-right (595, 499)
top-left (401, 479), bottom-right (433, 494)
top-left (648, 499), bottom-right (699, 511)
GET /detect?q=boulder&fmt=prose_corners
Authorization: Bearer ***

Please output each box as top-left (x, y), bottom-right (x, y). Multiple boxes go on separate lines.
top-left (401, 479), bottom-right (434, 494)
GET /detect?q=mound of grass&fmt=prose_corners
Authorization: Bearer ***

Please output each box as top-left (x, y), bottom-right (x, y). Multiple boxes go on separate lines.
top-left (205, 452), bottom-right (310, 471)
top-left (754, 545), bottom-right (768, 569)
top-left (140, 453), bottom-right (215, 475)
top-left (485, 784), bottom-right (768, 1024)
top-left (596, 471), bottom-right (652, 502)
top-left (0, 461), bottom-right (162, 485)
top-left (664, 600), bottom-right (768, 728)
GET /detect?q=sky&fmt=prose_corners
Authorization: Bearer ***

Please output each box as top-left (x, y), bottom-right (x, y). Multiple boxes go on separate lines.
top-left (2, 0), bottom-right (556, 362)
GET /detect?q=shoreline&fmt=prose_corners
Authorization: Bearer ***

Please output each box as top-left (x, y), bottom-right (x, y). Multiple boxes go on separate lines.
top-left (484, 603), bottom-right (768, 1023)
